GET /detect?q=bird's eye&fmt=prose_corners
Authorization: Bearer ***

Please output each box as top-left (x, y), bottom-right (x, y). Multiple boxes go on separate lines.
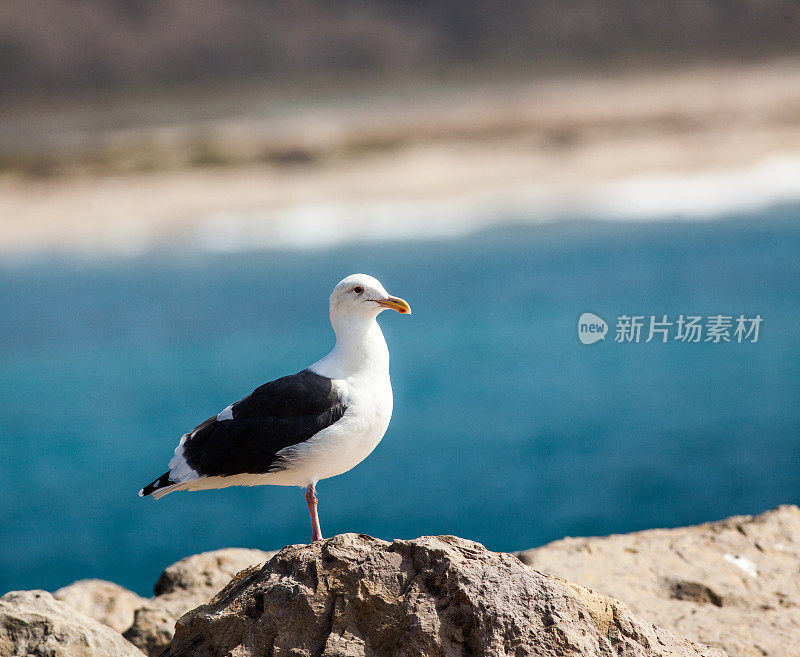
top-left (353, 286), bottom-right (364, 294)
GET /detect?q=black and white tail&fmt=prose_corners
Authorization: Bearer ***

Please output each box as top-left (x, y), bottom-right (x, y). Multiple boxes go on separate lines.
top-left (139, 472), bottom-right (176, 498)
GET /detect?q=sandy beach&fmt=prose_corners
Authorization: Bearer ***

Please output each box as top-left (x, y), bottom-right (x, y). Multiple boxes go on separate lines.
top-left (2, 58), bottom-right (800, 256)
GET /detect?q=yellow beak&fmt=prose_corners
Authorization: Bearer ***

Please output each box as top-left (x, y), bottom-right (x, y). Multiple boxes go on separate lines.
top-left (376, 295), bottom-right (411, 314)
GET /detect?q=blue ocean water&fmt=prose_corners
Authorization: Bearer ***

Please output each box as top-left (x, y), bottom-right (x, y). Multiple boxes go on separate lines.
top-left (1, 208), bottom-right (799, 596)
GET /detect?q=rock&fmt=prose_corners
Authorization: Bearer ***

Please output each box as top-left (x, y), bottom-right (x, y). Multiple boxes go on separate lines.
top-left (0, 589), bottom-right (144, 657)
top-left (517, 505), bottom-right (800, 657)
top-left (124, 547), bottom-right (275, 657)
top-left (150, 547), bottom-right (276, 597)
top-left (164, 533), bottom-right (725, 657)
top-left (54, 579), bottom-right (148, 634)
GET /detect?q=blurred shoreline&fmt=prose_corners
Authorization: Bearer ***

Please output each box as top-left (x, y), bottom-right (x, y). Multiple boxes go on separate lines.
top-left (2, 58), bottom-right (800, 257)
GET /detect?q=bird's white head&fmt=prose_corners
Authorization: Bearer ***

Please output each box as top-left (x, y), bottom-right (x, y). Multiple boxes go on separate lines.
top-left (312, 274), bottom-right (410, 378)
top-left (329, 274), bottom-right (411, 325)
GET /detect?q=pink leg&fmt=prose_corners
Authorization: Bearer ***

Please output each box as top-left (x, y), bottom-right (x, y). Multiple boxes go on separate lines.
top-left (306, 483), bottom-right (323, 542)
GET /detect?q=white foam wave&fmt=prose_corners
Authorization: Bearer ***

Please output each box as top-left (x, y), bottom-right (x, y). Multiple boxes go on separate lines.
top-left (195, 152), bottom-right (800, 253)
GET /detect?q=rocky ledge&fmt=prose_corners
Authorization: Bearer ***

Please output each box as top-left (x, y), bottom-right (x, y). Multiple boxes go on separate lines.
top-left (517, 504), bottom-right (800, 657)
top-left (1, 506), bottom-right (798, 657)
top-left (162, 533), bottom-right (722, 657)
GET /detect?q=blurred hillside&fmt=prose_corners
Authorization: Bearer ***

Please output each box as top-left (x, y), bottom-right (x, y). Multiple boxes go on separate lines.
top-left (3, 0), bottom-right (800, 94)
top-left (2, 2), bottom-right (800, 255)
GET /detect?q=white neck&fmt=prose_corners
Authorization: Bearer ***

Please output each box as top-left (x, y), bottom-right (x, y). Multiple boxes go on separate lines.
top-left (309, 313), bottom-right (389, 380)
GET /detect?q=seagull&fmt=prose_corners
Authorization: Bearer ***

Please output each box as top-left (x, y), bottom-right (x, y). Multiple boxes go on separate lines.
top-left (139, 273), bottom-right (411, 542)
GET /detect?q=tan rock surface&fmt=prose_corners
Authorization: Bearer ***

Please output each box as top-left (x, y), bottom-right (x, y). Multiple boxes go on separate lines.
top-left (517, 505), bottom-right (800, 657)
top-left (54, 579), bottom-right (147, 634)
top-left (123, 547), bottom-right (275, 657)
top-left (0, 589), bottom-right (144, 657)
top-left (165, 533), bottom-right (725, 657)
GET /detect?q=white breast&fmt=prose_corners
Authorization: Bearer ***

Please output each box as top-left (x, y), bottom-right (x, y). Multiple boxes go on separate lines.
top-left (268, 373), bottom-right (392, 486)
top-left (269, 318), bottom-right (394, 487)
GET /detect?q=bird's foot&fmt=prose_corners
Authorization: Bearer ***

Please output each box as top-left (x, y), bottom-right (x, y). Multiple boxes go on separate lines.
top-left (306, 483), bottom-right (323, 543)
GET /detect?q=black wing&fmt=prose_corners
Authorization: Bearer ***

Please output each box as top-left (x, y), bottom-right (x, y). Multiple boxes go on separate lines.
top-left (140, 369), bottom-right (345, 495)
